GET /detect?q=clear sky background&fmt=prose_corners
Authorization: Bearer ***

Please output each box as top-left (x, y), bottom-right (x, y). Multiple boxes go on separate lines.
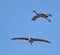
top-left (0, 0), bottom-right (60, 55)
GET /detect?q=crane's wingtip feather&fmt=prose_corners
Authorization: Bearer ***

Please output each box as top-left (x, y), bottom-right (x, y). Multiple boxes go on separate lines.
top-left (11, 38), bottom-right (15, 40)
top-left (32, 19), bottom-right (36, 21)
top-left (47, 41), bottom-right (51, 43)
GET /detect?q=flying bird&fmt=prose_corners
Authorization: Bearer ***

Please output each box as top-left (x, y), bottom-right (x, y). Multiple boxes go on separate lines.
top-left (32, 10), bottom-right (52, 22)
top-left (11, 37), bottom-right (50, 44)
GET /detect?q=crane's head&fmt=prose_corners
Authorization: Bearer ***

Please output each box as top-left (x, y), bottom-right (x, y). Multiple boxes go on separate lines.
top-left (32, 10), bottom-right (38, 15)
top-left (32, 10), bottom-right (36, 12)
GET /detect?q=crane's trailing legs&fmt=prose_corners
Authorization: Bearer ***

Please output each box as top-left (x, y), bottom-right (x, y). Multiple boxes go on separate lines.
top-left (46, 18), bottom-right (51, 22)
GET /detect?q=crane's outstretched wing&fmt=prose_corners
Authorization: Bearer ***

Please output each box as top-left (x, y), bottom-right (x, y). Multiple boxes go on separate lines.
top-left (32, 38), bottom-right (50, 43)
top-left (32, 13), bottom-right (49, 21)
top-left (32, 15), bottom-right (39, 21)
top-left (11, 37), bottom-right (28, 40)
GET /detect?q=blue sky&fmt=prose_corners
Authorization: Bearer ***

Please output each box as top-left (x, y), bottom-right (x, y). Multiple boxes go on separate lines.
top-left (0, 0), bottom-right (60, 55)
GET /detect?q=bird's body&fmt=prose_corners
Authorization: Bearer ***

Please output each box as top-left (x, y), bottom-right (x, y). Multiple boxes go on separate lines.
top-left (11, 37), bottom-right (50, 44)
top-left (32, 10), bottom-right (52, 22)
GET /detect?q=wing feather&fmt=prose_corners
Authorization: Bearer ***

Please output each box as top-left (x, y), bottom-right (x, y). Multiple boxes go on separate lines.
top-left (32, 15), bottom-right (39, 21)
top-left (32, 13), bottom-right (47, 21)
top-left (32, 38), bottom-right (50, 43)
top-left (11, 37), bottom-right (28, 40)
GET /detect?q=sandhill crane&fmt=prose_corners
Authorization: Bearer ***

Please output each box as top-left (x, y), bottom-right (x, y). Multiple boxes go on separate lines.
top-left (11, 37), bottom-right (50, 44)
top-left (32, 10), bottom-right (52, 22)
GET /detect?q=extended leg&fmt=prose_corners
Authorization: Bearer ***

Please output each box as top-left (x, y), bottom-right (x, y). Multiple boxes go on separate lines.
top-left (46, 18), bottom-right (51, 22)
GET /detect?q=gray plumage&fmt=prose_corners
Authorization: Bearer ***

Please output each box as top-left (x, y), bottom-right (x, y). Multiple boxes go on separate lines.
top-left (32, 10), bottom-right (52, 22)
top-left (11, 37), bottom-right (51, 44)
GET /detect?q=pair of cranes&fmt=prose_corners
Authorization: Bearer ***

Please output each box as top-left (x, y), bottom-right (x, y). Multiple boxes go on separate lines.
top-left (11, 10), bottom-right (52, 44)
